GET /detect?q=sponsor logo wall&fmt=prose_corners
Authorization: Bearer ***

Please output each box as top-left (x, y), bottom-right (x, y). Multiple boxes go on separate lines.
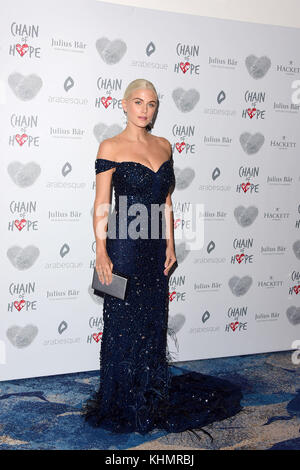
top-left (1, 0), bottom-right (300, 380)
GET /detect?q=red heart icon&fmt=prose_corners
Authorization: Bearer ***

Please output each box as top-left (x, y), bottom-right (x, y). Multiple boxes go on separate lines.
top-left (241, 182), bottom-right (251, 192)
top-left (14, 300), bottom-right (26, 311)
top-left (175, 142), bottom-right (186, 153)
top-left (293, 285), bottom-right (300, 294)
top-left (14, 219), bottom-right (27, 231)
top-left (247, 108), bottom-right (256, 118)
top-left (174, 218), bottom-right (181, 229)
top-left (230, 321), bottom-right (239, 331)
top-left (16, 43), bottom-right (29, 56)
top-left (168, 291), bottom-right (176, 301)
top-left (15, 134), bottom-right (28, 146)
top-left (236, 254), bottom-right (245, 264)
top-left (101, 96), bottom-right (112, 108)
top-left (180, 62), bottom-right (190, 73)
top-left (92, 333), bottom-right (103, 343)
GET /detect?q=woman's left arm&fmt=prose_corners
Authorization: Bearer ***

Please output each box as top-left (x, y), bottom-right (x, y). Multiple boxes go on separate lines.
top-left (160, 137), bottom-right (177, 276)
top-left (164, 190), bottom-right (177, 275)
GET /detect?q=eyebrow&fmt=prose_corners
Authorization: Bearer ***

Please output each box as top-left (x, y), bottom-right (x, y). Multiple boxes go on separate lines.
top-left (132, 97), bottom-right (157, 103)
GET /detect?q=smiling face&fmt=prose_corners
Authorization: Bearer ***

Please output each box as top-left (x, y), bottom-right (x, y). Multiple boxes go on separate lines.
top-left (122, 88), bottom-right (158, 128)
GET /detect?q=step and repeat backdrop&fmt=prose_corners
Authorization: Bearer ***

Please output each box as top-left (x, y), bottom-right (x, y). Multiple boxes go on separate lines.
top-left (1, 0), bottom-right (300, 380)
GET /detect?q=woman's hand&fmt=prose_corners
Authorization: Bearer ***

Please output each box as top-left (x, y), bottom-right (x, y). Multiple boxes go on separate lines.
top-left (95, 251), bottom-right (113, 285)
top-left (164, 246), bottom-right (176, 276)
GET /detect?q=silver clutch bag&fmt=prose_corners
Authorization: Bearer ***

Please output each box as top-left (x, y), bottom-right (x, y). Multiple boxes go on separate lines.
top-left (92, 267), bottom-right (129, 300)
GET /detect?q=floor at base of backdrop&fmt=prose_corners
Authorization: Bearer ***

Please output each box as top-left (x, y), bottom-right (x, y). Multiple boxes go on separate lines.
top-left (0, 349), bottom-right (299, 450)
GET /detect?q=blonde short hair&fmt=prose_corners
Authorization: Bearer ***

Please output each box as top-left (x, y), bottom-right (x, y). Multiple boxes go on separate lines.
top-left (123, 78), bottom-right (158, 101)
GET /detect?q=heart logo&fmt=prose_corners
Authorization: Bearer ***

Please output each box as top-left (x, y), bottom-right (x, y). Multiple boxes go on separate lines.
top-left (175, 142), bottom-right (186, 153)
top-left (230, 321), bottom-right (239, 331)
top-left (245, 55), bottom-right (271, 79)
top-left (286, 306), bottom-right (300, 325)
top-left (14, 219), bottom-right (27, 231)
top-left (234, 205), bottom-right (259, 227)
top-left (180, 62), bottom-right (190, 73)
top-left (8, 72), bottom-right (43, 100)
top-left (14, 300), bottom-right (26, 311)
top-left (101, 96), bottom-right (112, 108)
top-left (7, 161), bottom-right (41, 187)
top-left (168, 313), bottom-right (186, 333)
top-left (247, 108), bottom-right (256, 118)
top-left (241, 182), bottom-right (251, 192)
top-left (292, 240), bottom-right (300, 260)
top-left (174, 166), bottom-right (195, 190)
top-left (95, 38), bottom-right (127, 64)
top-left (93, 123), bottom-right (123, 143)
top-left (228, 275), bottom-right (253, 296)
top-left (236, 254), bottom-right (245, 264)
top-left (15, 134), bottom-right (28, 146)
top-left (172, 87), bottom-right (200, 112)
top-left (293, 285), bottom-right (300, 294)
top-left (16, 44), bottom-right (29, 56)
top-left (169, 291), bottom-right (176, 301)
top-left (239, 132), bottom-right (265, 155)
top-left (7, 245), bottom-right (40, 270)
top-left (93, 332), bottom-right (102, 343)
top-left (174, 218), bottom-right (181, 229)
top-left (6, 324), bottom-right (38, 348)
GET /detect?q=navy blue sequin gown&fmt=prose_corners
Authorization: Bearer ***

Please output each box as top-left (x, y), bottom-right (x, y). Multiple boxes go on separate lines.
top-left (83, 157), bottom-right (243, 439)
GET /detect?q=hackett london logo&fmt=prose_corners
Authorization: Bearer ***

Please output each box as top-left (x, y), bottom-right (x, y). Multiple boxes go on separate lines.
top-left (276, 60), bottom-right (300, 75)
top-left (9, 200), bottom-right (38, 232)
top-left (270, 135), bottom-right (296, 150)
top-left (175, 43), bottom-right (200, 76)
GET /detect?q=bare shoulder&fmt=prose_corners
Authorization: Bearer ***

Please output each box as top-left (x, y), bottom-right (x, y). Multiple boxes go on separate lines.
top-left (157, 136), bottom-right (172, 159)
top-left (96, 137), bottom-right (118, 161)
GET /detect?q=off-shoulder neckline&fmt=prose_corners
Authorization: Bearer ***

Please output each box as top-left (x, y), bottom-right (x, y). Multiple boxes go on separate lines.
top-left (96, 158), bottom-right (171, 175)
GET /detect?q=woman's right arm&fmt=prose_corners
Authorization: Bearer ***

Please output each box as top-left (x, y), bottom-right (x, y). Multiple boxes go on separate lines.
top-left (94, 140), bottom-right (115, 285)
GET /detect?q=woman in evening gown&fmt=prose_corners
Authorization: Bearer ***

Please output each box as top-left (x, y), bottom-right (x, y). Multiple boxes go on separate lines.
top-left (83, 79), bottom-right (243, 441)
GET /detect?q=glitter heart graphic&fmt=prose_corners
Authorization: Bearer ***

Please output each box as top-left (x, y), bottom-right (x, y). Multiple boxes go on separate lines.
top-left (93, 332), bottom-right (102, 343)
top-left (241, 182), bottom-right (251, 192)
top-left (172, 87), bottom-right (200, 112)
top-left (174, 166), bottom-right (195, 190)
top-left (93, 123), bottom-right (123, 142)
top-left (15, 134), bottom-right (28, 146)
top-left (14, 219), bottom-right (27, 231)
top-left (175, 242), bottom-right (190, 263)
top-left (7, 161), bottom-right (41, 187)
top-left (286, 306), bottom-right (300, 325)
top-left (292, 240), bottom-right (300, 259)
top-left (228, 275), bottom-right (253, 296)
top-left (234, 206), bottom-right (259, 227)
top-left (95, 37), bottom-right (127, 64)
top-left (16, 43), bottom-right (29, 56)
top-left (230, 321), bottom-right (239, 331)
top-left (168, 313), bottom-right (185, 333)
top-left (239, 132), bottom-right (265, 155)
top-left (14, 300), bottom-right (26, 311)
top-left (245, 55), bottom-right (271, 79)
top-left (236, 254), bottom-right (245, 264)
top-left (7, 245), bottom-right (40, 270)
top-left (175, 142), bottom-right (186, 153)
top-left (8, 72), bottom-right (43, 100)
top-left (6, 324), bottom-right (38, 348)
top-left (180, 62), bottom-right (190, 73)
